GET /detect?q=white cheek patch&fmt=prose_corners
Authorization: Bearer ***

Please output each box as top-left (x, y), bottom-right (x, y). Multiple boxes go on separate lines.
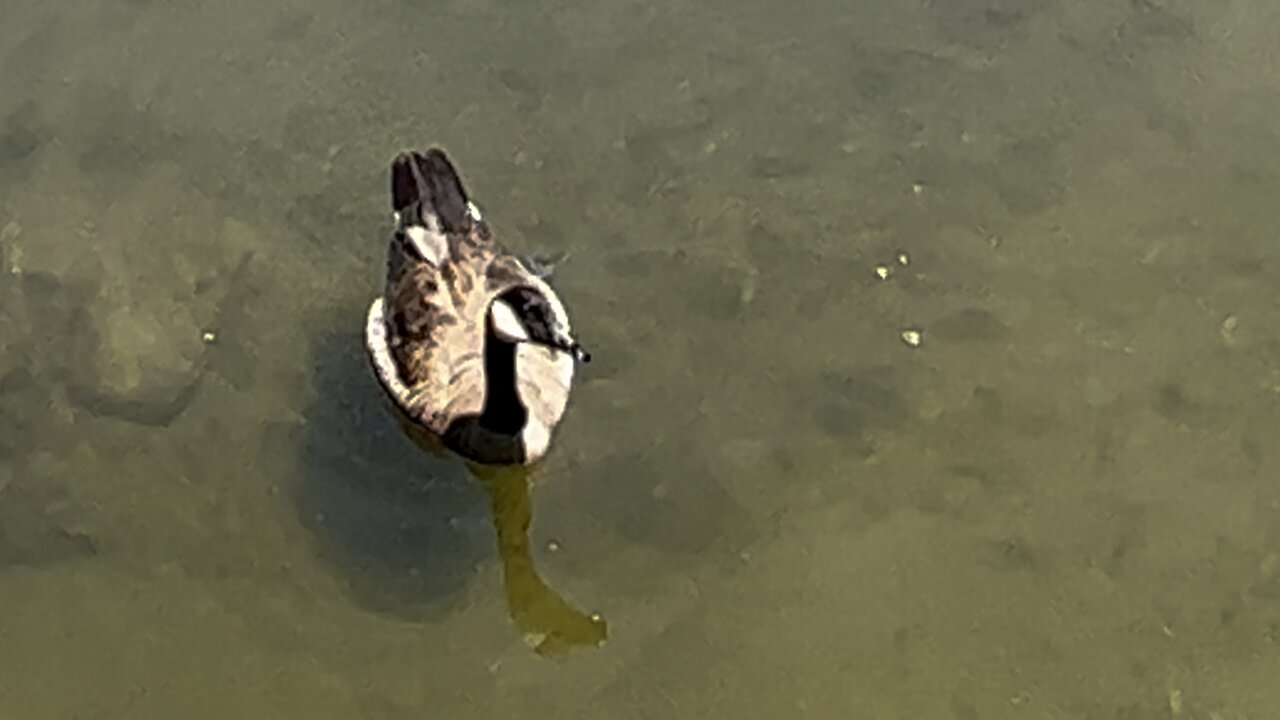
top-left (405, 224), bottom-right (448, 265)
top-left (489, 299), bottom-right (530, 342)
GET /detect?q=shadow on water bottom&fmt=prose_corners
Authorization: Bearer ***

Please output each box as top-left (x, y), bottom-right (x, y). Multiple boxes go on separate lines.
top-left (296, 328), bottom-right (605, 656)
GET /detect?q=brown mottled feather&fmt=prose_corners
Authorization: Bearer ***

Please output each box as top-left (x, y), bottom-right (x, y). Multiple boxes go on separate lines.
top-left (367, 148), bottom-right (577, 463)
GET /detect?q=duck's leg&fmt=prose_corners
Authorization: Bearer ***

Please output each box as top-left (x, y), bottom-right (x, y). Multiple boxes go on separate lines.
top-left (473, 463), bottom-right (608, 656)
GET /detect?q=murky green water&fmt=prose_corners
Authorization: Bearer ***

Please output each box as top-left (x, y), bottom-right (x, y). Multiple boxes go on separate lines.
top-left (3, 0), bottom-right (1279, 717)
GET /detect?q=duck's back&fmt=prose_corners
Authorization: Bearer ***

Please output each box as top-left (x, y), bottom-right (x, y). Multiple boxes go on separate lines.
top-left (382, 238), bottom-right (494, 436)
top-left (368, 147), bottom-right (583, 465)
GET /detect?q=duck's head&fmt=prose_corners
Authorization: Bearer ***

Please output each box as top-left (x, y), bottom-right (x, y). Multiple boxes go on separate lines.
top-left (472, 288), bottom-right (587, 465)
top-left (489, 287), bottom-right (591, 364)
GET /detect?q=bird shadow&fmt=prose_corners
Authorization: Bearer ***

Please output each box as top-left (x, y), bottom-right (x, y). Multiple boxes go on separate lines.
top-left (295, 326), bottom-right (605, 654)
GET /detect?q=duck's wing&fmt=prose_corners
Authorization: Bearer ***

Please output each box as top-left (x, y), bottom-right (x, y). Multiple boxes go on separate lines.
top-left (370, 148), bottom-right (495, 434)
top-left (376, 258), bottom-right (489, 436)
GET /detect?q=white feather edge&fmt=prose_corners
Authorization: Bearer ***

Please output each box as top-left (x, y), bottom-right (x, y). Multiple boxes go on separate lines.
top-left (365, 298), bottom-right (413, 409)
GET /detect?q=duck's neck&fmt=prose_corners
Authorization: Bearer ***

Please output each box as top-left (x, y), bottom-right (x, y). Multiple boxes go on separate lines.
top-left (480, 333), bottom-right (529, 435)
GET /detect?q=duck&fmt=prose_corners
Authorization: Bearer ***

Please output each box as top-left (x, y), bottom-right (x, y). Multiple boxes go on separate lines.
top-left (364, 147), bottom-right (590, 466)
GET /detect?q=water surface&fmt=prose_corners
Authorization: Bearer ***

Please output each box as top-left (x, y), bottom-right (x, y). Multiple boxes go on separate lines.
top-left (2, 0), bottom-right (1279, 717)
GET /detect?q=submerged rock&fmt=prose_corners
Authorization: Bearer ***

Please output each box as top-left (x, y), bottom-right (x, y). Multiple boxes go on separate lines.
top-left (5, 160), bottom-right (258, 426)
top-left (66, 297), bottom-right (207, 426)
top-left (3, 261), bottom-right (207, 427)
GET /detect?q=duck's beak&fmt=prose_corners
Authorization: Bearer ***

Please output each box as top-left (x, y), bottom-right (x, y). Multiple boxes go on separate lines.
top-left (539, 329), bottom-right (590, 363)
top-left (567, 342), bottom-right (591, 364)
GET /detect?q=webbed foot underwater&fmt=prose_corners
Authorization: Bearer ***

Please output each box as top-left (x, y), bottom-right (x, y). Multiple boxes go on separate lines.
top-left (364, 148), bottom-right (590, 466)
